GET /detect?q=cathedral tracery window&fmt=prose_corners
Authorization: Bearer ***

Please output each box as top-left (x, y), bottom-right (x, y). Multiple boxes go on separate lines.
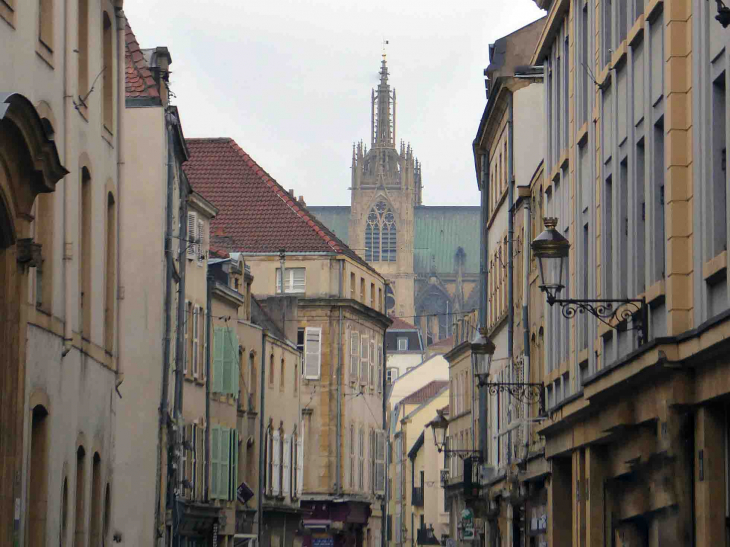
top-left (365, 200), bottom-right (397, 262)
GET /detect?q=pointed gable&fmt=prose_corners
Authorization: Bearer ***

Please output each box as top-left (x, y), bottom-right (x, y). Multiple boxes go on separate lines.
top-left (183, 138), bottom-right (378, 274)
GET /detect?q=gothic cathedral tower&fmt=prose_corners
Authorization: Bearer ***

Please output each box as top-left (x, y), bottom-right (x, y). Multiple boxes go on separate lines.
top-left (348, 55), bottom-right (422, 320)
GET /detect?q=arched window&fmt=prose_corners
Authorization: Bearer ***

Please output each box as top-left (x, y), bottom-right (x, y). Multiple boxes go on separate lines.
top-left (365, 200), bottom-right (396, 262)
top-left (28, 405), bottom-right (49, 547)
top-left (90, 453), bottom-right (102, 545)
top-left (75, 447), bottom-right (86, 547)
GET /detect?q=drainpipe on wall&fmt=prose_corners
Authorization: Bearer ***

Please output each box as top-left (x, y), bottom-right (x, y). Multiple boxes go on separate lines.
top-left (507, 92), bottom-right (515, 464)
top-left (257, 330), bottom-right (268, 546)
top-left (114, 7), bottom-right (125, 394)
top-left (158, 109), bottom-right (175, 539)
top-left (205, 274), bottom-right (213, 501)
top-left (382, 329), bottom-right (388, 547)
top-left (172, 165), bottom-right (189, 547)
top-left (479, 152), bottom-right (489, 462)
top-left (336, 260), bottom-right (343, 494)
top-left (522, 198), bottom-right (531, 458)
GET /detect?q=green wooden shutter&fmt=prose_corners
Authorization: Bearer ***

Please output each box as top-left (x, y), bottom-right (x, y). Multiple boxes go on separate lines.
top-left (231, 330), bottom-right (240, 398)
top-left (220, 427), bottom-right (230, 501)
top-left (211, 425), bottom-right (220, 499)
top-left (222, 329), bottom-right (232, 395)
top-left (213, 328), bottom-right (224, 393)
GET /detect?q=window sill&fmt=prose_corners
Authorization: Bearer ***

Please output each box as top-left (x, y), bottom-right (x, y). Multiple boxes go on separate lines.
top-left (703, 251), bottom-right (727, 284)
top-left (610, 41), bottom-right (628, 70)
top-left (628, 15), bottom-right (645, 48)
top-left (35, 41), bottom-right (54, 69)
top-left (645, 278), bottom-right (666, 306)
top-left (645, 0), bottom-right (663, 22)
top-left (0, 0), bottom-right (15, 28)
top-left (576, 122), bottom-right (589, 147)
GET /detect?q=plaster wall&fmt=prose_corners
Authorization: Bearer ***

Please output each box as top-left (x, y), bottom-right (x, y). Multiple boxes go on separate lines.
top-left (387, 355), bottom-right (448, 407)
top-left (114, 104), bottom-right (167, 546)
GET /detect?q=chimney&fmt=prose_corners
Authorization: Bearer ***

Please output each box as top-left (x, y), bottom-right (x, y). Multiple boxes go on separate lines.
top-left (298, 196), bottom-right (306, 206)
top-left (289, 189), bottom-right (295, 197)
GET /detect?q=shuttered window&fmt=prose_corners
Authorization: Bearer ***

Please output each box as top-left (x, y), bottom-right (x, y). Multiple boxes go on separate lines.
top-left (282, 434), bottom-right (291, 497)
top-left (377, 344), bottom-right (383, 392)
top-left (375, 430), bottom-right (385, 494)
top-left (349, 425), bottom-right (355, 489)
top-left (304, 327), bottom-right (321, 380)
top-left (296, 434), bottom-right (304, 497)
top-left (220, 426), bottom-right (230, 500)
top-left (369, 339), bottom-right (376, 388)
top-left (358, 428), bottom-right (364, 490)
top-left (213, 327), bottom-right (239, 395)
top-left (187, 212), bottom-right (196, 258)
top-left (228, 429), bottom-right (238, 501)
top-left (349, 332), bottom-right (359, 383)
top-left (192, 307), bottom-right (199, 377)
top-left (276, 268), bottom-right (306, 294)
top-left (184, 301), bottom-right (191, 373)
top-left (272, 430), bottom-right (281, 496)
top-left (197, 218), bottom-right (204, 263)
top-left (196, 424), bottom-right (205, 500)
top-left (211, 426), bottom-right (220, 499)
top-left (360, 336), bottom-right (369, 385)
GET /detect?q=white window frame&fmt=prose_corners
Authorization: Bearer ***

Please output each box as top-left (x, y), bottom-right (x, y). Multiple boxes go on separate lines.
top-left (276, 267), bottom-right (306, 294)
top-left (350, 331), bottom-right (360, 383)
top-left (187, 212), bottom-right (197, 260)
top-left (397, 337), bottom-right (408, 351)
top-left (304, 327), bottom-right (322, 380)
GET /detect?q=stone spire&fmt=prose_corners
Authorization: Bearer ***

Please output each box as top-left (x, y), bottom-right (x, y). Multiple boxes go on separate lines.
top-left (372, 54), bottom-right (395, 148)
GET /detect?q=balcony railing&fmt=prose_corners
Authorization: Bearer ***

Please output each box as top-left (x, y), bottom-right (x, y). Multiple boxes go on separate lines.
top-left (412, 486), bottom-right (424, 507)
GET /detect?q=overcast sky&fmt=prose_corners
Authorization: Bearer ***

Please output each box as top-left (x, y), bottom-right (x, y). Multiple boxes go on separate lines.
top-left (124, 1), bottom-right (545, 207)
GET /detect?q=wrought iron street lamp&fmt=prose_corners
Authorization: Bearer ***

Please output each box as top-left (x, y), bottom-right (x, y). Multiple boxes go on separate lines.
top-left (427, 410), bottom-right (481, 460)
top-left (531, 217), bottom-right (648, 345)
top-left (714, 0), bottom-right (730, 27)
top-left (470, 327), bottom-right (495, 385)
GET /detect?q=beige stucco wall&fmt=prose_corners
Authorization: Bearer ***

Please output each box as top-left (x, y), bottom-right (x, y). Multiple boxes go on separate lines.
top-left (3, 1), bottom-right (124, 545)
top-left (387, 354), bottom-right (449, 407)
top-left (114, 104), bottom-right (168, 546)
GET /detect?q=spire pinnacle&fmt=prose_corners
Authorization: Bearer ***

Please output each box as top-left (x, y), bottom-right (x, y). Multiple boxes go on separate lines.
top-left (372, 51), bottom-right (395, 148)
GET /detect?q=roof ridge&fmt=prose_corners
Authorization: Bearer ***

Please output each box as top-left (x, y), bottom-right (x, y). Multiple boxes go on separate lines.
top-left (225, 139), bottom-right (345, 254)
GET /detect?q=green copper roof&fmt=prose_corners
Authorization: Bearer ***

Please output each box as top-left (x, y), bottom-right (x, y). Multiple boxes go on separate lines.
top-left (414, 206), bottom-right (480, 274)
top-left (308, 206), bottom-right (351, 244)
top-left (308, 205), bottom-right (481, 275)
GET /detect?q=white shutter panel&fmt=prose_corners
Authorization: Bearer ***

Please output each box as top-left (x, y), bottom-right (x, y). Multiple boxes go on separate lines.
top-left (197, 218), bottom-right (204, 262)
top-left (272, 430), bottom-right (281, 496)
top-left (202, 309), bottom-right (207, 381)
top-left (296, 435), bottom-right (304, 497)
top-left (292, 268), bottom-right (305, 292)
top-left (192, 307), bottom-right (199, 377)
top-left (375, 430), bottom-right (385, 494)
top-left (304, 327), bottom-right (321, 379)
top-left (282, 434), bottom-right (291, 496)
top-left (360, 336), bottom-right (369, 384)
top-left (377, 344), bottom-right (383, 392)
top-left (350, 332), bottom-right (359, 383)
top-left (276, 269), bottom-right (282, 293)
top-left (187, 212), bottom-right (196, 258)
top-left (359, 428), bottom-right (364, 490)
top-left (369, 339), bottom-right (376, 388)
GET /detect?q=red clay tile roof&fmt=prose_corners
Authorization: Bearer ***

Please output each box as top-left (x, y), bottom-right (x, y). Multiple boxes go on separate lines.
top-left (400, 380), bottom-right (449, 406)
top-left (124, 19), bottom-right (160, 99)
top-left (428, 335), bottom-right (454, 349)
top-left (183, 138), bottom-right (378, 275)
top-left (388, 316), bottom-right (418, 330)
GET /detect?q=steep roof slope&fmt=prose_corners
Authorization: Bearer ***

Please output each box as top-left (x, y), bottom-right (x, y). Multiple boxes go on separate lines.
top-left (183, 138), bottom-right (377, 274)
top-left (124, 20), bottom-right (160, 100)
top-left (400, 380), bottom-right (449, 406)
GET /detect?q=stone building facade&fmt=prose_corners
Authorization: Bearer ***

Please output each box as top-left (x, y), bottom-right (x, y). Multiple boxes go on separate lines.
top-left (469, 1), bottom-right (730, 546)
top-left (0, 0), bottom-right (123, 545)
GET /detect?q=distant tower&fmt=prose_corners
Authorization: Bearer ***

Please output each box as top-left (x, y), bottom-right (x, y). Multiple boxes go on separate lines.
top-left (349, 55), bottom-right (422, 320)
